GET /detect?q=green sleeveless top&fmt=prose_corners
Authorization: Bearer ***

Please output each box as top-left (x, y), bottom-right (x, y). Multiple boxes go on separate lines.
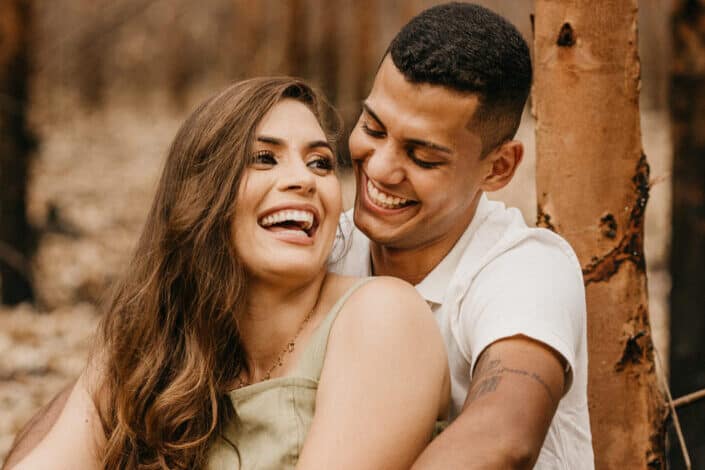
top-left (205, 278), bottom-right (372, 470)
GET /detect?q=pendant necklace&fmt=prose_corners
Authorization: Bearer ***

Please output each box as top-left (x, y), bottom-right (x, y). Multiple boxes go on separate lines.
top-left (235, 307), bottom-right (315, 389)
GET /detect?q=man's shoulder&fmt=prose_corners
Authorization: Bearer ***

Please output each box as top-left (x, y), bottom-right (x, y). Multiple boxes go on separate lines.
top-left (490, 225), bottom-right (582, 277)
top-left (447, 200), bottom-right (587, 364)
top-left (454, 197), bottom-right (583, 288)
top-left (449, 202), bottom-right (588, 404)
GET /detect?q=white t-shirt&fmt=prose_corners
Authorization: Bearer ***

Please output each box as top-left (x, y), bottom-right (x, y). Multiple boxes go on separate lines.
top-left (329, 194), bottom-right (594, 469)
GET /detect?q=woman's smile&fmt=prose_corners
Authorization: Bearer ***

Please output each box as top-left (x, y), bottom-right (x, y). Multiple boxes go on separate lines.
top-left (257, 203), bottom-right (321, 246)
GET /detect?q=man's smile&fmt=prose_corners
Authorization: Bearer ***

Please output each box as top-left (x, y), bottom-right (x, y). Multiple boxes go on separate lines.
top-left (363, 174), bottom-right (418, 211)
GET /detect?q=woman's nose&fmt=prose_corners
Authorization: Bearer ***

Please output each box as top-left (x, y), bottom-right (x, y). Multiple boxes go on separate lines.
top-left (279, 158), bottom-right (316, 194)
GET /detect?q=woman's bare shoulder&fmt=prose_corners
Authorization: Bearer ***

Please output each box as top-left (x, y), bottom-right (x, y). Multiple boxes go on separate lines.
top-left (9, 363), bottom-right (105, 469)
top-left (298, 275), bottom-right (449, 469)
top-left (339, 275), bottom-right (434, 324)
top-left (327, 274), bottom-right (446, 368)
top-left (326, 273), bottom-right (427, 307)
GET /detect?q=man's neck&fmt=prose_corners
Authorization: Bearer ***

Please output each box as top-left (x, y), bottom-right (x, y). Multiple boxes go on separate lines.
top-left (370, 243), bottom-right (449, 285)
top-left (369, 196), bottom-right (480, 285)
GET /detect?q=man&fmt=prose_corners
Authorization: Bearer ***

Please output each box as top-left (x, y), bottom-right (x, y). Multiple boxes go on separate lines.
top-left (4, 3), bottom-right (592, 469)
top-left (329, 3), bottom-right (593, 469)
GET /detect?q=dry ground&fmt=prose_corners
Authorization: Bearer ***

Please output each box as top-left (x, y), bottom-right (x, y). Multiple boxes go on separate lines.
top-left (0, 94), bottom-right (672, 463)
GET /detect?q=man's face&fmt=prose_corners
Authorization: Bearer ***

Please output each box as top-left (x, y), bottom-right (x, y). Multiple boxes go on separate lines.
top-left (349, 56), bottom-right (494, 250)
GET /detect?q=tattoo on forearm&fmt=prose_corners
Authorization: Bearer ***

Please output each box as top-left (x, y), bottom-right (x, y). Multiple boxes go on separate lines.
top-left (466, 352), bottom-right (556, 405)
top-left (466, 351), bottom-right (503, 405)
top-left (466, 375), bottom-right (502, 403)
top-left (500, 366), bottom-right (556, 402)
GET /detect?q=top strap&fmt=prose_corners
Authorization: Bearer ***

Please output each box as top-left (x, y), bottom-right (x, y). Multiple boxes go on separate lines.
top-left (293, 277), bottom-right (374, 381)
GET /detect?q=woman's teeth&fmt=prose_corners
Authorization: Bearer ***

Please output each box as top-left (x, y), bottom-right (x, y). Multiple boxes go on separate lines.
top-left (260, 209), bottom-right (314, 230)
top-left (367, 180), bottom-right (409, 209)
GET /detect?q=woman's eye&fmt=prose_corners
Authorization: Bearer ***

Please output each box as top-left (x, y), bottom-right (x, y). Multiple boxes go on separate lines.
top-left (362, 122), bottom-right (386, 138)
top-left (308, 156), bottom-right (334, 172)
top-left (250, 150), bottom-right (277, 166)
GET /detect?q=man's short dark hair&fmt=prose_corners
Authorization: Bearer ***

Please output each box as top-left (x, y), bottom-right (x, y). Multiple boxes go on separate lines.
top-left (389, 2), bottom-right (532, 157)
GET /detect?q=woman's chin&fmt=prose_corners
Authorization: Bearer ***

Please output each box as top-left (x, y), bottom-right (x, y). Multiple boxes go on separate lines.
top-left (249, 258), bottom-right (328, 285)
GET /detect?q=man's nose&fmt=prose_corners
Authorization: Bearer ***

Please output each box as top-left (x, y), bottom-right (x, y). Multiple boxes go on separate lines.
top-left (364, 142), bottom-right (405, 186)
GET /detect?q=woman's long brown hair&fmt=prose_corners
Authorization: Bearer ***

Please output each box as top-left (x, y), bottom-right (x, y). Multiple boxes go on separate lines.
top-left (93, 77), bottom-right (340, 469)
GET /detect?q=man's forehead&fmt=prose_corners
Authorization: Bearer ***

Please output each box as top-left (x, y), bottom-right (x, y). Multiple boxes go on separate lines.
top-left (367, 57), bottom-right (479, 128)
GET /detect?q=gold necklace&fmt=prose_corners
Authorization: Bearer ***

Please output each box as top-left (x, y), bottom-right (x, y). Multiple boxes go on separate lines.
top-left (235, 307), bottom-right (315, 389)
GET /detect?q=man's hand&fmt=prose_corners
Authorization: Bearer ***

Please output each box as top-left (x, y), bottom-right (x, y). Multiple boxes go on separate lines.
top-left (3, 381), bottom-right (74, 469)
top-left (411, 336), bottom-right (566, 470)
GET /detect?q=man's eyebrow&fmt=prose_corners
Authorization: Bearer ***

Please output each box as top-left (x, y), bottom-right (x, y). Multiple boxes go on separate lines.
top-left (361, 103), bottom-right (452, 155)
top-left (361, 103), bottom-right (385, 128)
top-left (405, 138), bottom-right (453, 155)
top-left (257, 136), bottom-right (332, 152)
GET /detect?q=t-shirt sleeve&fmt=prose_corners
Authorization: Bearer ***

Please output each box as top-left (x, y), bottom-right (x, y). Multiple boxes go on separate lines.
top-left (457, 235), bottom-right (586, 392)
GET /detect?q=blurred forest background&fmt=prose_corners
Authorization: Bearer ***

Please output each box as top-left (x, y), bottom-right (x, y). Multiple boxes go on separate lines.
top-left (0, 0), bottom-right (703, 467)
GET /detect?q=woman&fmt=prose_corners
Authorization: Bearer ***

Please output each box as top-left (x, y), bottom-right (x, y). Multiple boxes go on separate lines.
top-left (12, 78), bottom-right (449, 469)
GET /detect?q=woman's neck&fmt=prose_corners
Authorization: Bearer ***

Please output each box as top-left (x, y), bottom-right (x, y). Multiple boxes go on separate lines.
top-left (237, 270), bottom-right (328, 381)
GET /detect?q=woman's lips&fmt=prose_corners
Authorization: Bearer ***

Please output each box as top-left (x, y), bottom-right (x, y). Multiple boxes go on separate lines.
top-left (257, 204), bottom-right (321, 246)
top-left (263, 225), bottom-right (316, 246)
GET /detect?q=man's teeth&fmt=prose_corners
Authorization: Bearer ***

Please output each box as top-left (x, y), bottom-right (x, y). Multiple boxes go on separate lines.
top-left (367, 180), bottom-right (408, 209)
top-left (260, 209), bottom-right (314, 230)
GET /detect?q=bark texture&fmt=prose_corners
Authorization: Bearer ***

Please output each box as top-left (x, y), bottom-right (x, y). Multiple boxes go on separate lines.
top-left (285, 0), bottom-right (308, 78)
top-left (533, 1), bottom-right (665, 468)
top-left (318, 0), bottom-right (339, 104)
top-left (669, 0), bottom-right (705, 467)
top-left (0, 0), bottom-right (34, 304)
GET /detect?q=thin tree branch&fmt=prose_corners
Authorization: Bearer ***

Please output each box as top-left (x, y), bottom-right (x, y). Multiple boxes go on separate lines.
top-left (673, 388), bottom-right (705, 409)
top-left (655, 349), bottom-right (692, 469)
top-left (0, 240), bottom-right (32, 281)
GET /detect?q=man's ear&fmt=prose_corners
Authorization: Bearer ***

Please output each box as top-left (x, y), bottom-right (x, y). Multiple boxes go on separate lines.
top-left (480, 140), bottom-right (523, 192)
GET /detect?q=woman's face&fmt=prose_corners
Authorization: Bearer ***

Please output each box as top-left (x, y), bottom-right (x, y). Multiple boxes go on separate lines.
top-left (233, 99), bottom-right (342, 284)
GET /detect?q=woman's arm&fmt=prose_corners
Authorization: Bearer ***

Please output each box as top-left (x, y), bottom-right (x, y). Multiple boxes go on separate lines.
top-left (296, 277), bottom-right (450, 470)
top-left (2, 381), bottom-right (74, 469)
top-left (9, 370), bottom-right (104, 470)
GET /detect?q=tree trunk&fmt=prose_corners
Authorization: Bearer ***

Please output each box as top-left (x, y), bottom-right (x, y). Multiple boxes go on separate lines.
top-left (285, 0), bottom-right (308, 78)
top-left (353, 0), bottom-right (376, 106)
top-left (669, 0), bottom-right (705, 467)
top-left (318, 0), bottom-right (339, 105)
top-left (232, 0), bottom-right (268, 77)
top-left (533, 1), bottom-right (666, 468)
top-left (0, 0), bottom-right (34, 305)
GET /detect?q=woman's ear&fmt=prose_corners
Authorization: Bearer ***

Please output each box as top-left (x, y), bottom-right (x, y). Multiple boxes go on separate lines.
top-left (481, 140), bottom-right (524, 192)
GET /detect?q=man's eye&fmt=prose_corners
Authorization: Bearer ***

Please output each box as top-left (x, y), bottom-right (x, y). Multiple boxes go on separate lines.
top-left (413, 159), bottom-right (440, 169)
top-left (408, 149), bottom-right (442, 169)
top-left (250, 150), bottom-right (277, 166)
top-left (362, 122), bottom-right (386, 138)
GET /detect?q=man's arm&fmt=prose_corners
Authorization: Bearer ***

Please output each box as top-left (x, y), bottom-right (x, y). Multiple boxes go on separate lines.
top-left (411, 336), bottom-right (566, 470)
top-left (3, 380), bottom-right (74, 469)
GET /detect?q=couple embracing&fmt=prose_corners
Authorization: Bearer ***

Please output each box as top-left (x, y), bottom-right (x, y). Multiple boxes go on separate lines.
top-left (7, 3), bottom-right (594, 469)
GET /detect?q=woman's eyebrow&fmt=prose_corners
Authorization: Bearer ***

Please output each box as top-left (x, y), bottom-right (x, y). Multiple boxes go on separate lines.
top-left (307, 140), bottom-right (333, 152)
top-left (257, 135), bottom-right (332, 153)
top-left (256, 135), bottom-right (283, 146)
